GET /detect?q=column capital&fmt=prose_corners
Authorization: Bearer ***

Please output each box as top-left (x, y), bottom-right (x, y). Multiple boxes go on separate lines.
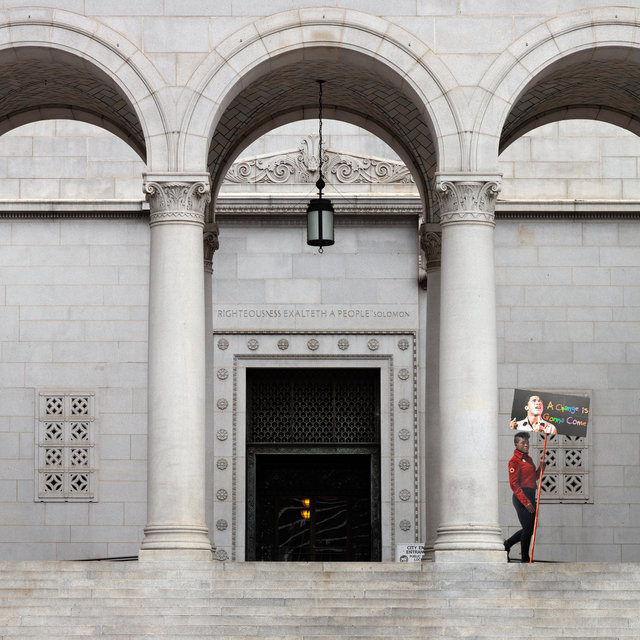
top-left (143, 172), bottom-right (211, 227)
top-left (203, 223), bottom-right (220, 274)
top-left (434, 173), bottom-right (502, 227)
top-left (419, 222), bottom-right (442, 270)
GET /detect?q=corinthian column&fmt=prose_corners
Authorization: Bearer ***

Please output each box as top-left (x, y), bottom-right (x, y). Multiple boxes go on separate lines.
top-left (139, 173), bottom-right (213, 560)
top-left (433, 174), bottom-right (505, 562)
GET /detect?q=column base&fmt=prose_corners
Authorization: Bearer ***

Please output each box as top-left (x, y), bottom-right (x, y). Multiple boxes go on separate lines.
top-left (433, 523), bottom-right (504, 556)
top-left (140, 523), bottom-right (214, 560)
top-left (138, 548), bottom-right (213, 562)
top-left (434, 549), bottom-right (506, 563)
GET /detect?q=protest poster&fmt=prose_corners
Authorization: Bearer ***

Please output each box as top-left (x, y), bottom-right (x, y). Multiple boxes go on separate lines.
top-left (509, 389), bottom-right (590, 437)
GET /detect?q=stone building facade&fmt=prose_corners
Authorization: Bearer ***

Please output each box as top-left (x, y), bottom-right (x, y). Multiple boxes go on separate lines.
top-left (0, 2), bottom-right (639, 563)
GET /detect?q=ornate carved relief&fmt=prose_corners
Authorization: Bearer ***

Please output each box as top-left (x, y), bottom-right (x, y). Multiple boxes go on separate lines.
top-left (144, 179), bottom-right (211, 226)
top-left (367, 339), bottom-right (380, 351)
top-left (434, 175), bottom-right (501, 227)
top-left (224, 135), bottom-right (414, 186)
top-left (203, 223), bottom-right (219, 273)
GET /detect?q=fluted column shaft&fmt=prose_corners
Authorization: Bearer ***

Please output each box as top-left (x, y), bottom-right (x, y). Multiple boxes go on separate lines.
top-left (139, 173), bottom-right (213, 559)
top-left (433, 174), bottom-right (505, 562)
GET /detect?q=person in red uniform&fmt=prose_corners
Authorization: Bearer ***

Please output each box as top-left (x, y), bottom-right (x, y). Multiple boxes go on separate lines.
top-left (504, 431), bottom-right (545, 562)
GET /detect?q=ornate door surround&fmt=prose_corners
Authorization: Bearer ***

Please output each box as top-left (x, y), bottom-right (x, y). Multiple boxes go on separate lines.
top-left (210, 331), bottom-right (419, 562)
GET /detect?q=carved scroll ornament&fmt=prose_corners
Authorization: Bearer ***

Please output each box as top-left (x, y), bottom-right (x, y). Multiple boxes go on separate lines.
top-left (225, 135), bottom-right (414, 186)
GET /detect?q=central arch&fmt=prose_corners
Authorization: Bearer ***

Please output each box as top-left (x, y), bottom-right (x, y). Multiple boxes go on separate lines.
top-left (180, 8), bottom-right (461, 218)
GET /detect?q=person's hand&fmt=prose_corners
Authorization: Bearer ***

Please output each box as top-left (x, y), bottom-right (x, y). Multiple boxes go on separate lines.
top-left (509, 418), bottom-right (517, 430)
top-left (526, 503), bottom-right (535, 514)
top-left (539, 461), bottom-right (546, 472)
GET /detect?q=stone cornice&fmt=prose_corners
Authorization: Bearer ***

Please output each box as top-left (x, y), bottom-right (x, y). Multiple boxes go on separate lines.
top-left (213, 195), bottom-right (423, 226)
top-left (0, 200), bottom-right (148, 217)
top-left (2, 197), bottom-right (640, 220)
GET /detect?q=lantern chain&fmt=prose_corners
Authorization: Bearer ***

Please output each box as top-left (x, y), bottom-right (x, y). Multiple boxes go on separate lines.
top-left (317, 79), bottom-right (325, 192)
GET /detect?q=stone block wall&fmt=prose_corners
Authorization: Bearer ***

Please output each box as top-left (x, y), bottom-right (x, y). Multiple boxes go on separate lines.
top-left (0, 122), bottom-right (145, 200)
top-left (211, 222), bottom-right (420, 332)
top-left (0, 217), bottom-right (149, 560)
top-left (496, 219), bottom-right (640, 562)
top-left (500, 121), bottom-right (640, 200)
top-left (4, 119), bottom-right (640, 203)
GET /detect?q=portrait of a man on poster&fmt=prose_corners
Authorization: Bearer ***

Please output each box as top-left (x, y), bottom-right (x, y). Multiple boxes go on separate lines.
top-left (509, 389), bottom-right (590, 438)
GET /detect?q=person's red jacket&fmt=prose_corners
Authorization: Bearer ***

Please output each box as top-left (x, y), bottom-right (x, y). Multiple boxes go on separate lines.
top-left (508, 449), bottom-right (542, 507)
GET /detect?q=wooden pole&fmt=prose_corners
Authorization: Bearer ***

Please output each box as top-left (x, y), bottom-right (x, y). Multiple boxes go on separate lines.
top-left (529, 431), bottom-right (548, 563)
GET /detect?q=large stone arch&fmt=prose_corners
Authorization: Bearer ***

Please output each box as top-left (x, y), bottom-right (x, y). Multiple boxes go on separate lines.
top-left (179, 8), bottom-right (461, 212)
top-left (0, 7), bottom-right (168, 168)
top-left (472, 7), bottom-right (640, 172)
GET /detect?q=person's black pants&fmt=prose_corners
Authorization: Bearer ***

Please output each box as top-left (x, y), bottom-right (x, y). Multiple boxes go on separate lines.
top-left (505, 487), bottom-right (536, 562)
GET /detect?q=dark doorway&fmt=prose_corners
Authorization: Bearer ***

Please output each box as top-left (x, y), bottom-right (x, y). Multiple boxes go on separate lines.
top-left (245, 368), bottom-right (381, 561)
top-left (253, 454), bottom-right (375, 561)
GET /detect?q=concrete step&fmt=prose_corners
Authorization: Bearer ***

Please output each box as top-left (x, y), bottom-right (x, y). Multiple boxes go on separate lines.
top-left (1, 561), bottom-right (640, 639)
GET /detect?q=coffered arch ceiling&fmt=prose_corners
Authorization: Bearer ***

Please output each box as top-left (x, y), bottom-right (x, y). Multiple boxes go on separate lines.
top-left (0, 46), bottom-right (146, 160)
top-left (500, 47), bottom-right (640, 153)
top-left (207, 55), bottom-right (437, 216)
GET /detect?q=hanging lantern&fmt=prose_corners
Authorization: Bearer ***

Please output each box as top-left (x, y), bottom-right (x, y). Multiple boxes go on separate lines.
top-left (306, 80), bottom-right (335, 253)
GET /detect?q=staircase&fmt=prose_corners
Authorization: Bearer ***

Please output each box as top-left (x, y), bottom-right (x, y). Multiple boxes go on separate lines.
top-left (1, 560), bottom-right (639, 638)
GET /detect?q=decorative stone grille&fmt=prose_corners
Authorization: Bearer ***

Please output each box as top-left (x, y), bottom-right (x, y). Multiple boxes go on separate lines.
top-left (533, 433), bottom-right (590, 503)
top-left (247, 369), bottom-right (379, 445)
top-left (36, 391), bottom-right (96, 502)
